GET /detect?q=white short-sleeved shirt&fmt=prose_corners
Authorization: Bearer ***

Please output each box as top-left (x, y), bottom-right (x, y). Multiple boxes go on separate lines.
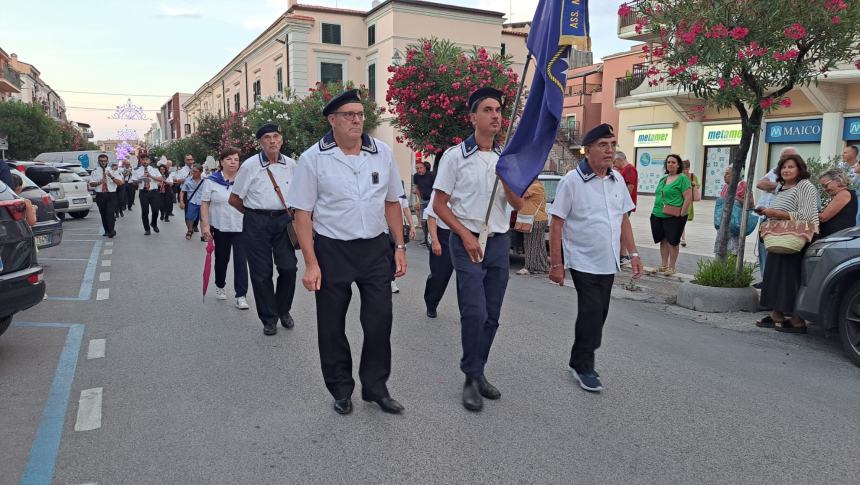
top-left (549, 159), bottom-right (635, 275)
top-left (286, 132), bottom-right (404, 240)
top-left (89, 166), bottom-right (122, 193)
top-left (432, 134), bottom-right (508, 234)
top-left (131, 165), bottom-right (161, 191)
top-left (200, 177), bottom-right (243, 232)
top-left (423, 191), bottom-right (450, 230)
top-left (232, 152), bottom-right (296, 210)
top-left (175, 165), bottom-right (192, 183)
top-left (756, 168), bottom-right (778, 209)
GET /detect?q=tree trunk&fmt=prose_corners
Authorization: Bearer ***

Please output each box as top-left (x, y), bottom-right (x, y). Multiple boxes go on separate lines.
top-left (734, 119), bottom-right (763, 277)
top-left (714, 118), bottom-right (757, 261)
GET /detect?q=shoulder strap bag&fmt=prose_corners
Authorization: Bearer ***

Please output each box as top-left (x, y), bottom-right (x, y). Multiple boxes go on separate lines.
top-left (264, 167), bottom-right (301, 250)
top-left (513, 198), bottom-right (545, 233)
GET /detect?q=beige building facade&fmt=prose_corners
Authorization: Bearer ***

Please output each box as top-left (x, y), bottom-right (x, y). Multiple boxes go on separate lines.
top-left (183, 0), bottom-right (531, 185)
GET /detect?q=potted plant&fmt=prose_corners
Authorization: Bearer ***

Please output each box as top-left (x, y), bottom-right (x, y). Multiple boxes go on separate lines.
top-left (677, 256), bottom-right (759, 312)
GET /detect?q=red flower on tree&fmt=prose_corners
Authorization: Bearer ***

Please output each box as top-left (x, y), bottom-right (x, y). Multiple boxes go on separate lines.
top-left (784, 23), bottom-right (807, 40)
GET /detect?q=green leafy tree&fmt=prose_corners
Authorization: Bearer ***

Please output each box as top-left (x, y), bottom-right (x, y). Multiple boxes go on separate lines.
top-left (57, 121), bottom-right (85, 151)
top-left (194, 113), bottom-right (226, 154)
top-left (628, 0), bottom-right (860, 266)
top-left (0, 101), bottom-right (62, 159)
top-left (386, 38), bottom-right (519, 168)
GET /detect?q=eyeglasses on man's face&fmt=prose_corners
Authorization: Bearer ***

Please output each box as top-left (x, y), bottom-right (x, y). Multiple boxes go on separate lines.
top-left (334, 111), bottom-right (365, 121)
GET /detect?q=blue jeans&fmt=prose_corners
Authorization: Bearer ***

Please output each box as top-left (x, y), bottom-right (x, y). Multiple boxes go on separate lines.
top-left (450, 231), bottom-right (510, 378)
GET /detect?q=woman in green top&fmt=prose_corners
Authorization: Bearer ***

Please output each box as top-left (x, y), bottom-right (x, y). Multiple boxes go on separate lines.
top-left (650, 154), bottom-right (692, 275)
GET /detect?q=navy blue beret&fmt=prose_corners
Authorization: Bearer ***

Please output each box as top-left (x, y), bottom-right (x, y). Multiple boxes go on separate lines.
top-left (582, 123), bottom-right (616, 146)
top-left (468, 87), bottom-right (504, 112)
top-left (255, 123), bottom-right (280, 139)
top-left (323, 89), bottom-right (362, 117)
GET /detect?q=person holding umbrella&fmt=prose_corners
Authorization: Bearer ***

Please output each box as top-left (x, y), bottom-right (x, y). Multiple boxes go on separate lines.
top-left (201, 147), bottom-right (249, 310)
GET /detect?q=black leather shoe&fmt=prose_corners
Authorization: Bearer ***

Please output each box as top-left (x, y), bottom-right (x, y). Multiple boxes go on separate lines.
top-left (426, 307), bottom-right (437, 318)
top-left (108, 231), bottom-right (116, 238)
top-left (477, 375), bottom-right (500, 400)
top-left (153, 226), bottom-right (160, 233)
top-left (463, 378), bottom-right (483, 412)
top-left (334, 398), bottom-right (353, 415)
top-left (263, 324), bottom-right (277, 336)
top-left (280, 313), bottom-right (294, 329)
top-left (144, 230), bottom-right (151, 236)
top-left (363, 396), bottom-right (404, 414)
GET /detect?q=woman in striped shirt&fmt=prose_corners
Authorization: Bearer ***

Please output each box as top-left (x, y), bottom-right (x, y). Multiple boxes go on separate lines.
top-left (755, 154), bottom-right (819, 333)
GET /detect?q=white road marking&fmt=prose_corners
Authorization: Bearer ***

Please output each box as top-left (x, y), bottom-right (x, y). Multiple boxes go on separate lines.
top-left (74, 388), bottom-right (103, 431)
top-left (99, 272), bottom-right (110, 282)
top-left (106, 242), bottom-right (114, 246)
top-left (101, 260), bottom-right (111, 267)
top-left (87, 339), bottom-right (106, 359)
top-left (96, 288), bottom-right (110, 301)
top-left (103, 249), bottom-right (113, 255)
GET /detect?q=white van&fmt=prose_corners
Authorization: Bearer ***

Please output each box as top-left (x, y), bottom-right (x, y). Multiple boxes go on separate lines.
top-left (35, 151), bottom-right (116, 171)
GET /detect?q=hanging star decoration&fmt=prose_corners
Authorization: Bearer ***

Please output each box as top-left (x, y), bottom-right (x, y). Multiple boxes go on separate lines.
top-left (109, 98), bottom-right (148, 120)
top-left (117, 126), bottom-right (139, 140)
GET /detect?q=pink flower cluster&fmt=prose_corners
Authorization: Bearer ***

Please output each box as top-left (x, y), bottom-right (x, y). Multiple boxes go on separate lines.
top-left (737, 42), bottom-right (768, 60)
top-left (773, 49), bottom-right (799, 62)
top-left (784, 23), bottom-right (807, 40)
top-left (825, 0), bottom-right (848, 12)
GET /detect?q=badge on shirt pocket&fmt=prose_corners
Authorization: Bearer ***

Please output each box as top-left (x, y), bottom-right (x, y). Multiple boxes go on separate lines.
top-left (371, 171), bottom-right (379, 184)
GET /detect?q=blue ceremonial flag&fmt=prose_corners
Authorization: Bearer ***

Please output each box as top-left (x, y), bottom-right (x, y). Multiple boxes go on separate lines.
top-left (497, 0), bottom-right (590, 196)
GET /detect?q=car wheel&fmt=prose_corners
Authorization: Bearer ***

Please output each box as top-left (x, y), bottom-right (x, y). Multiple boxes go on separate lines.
top-left (70, 210), bottom-right (89, 219)
top-left (57, 212), bottom-right (66, 221)
top-left (838, 280), bottom-right (860, 368)
top-left (0, 315), bottom-right (11, 337)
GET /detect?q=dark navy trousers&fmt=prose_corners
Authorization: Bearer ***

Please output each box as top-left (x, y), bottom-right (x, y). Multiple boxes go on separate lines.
top-left (423, 227), bottom-right (453, 311)
top-left (241, 210), bottom-right (297, 327)
top-left (450, 231), bottom-right (510, 378)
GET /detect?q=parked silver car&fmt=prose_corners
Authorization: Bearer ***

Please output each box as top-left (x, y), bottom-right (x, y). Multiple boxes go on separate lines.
top-left (796, 226), bottom-right (860, 366)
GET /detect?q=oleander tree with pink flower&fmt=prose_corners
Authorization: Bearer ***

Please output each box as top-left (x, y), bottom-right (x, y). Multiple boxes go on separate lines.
top-left (621, 0), bottom-right (860, 261)
top-left (386, 38), bottom-right (520, 169)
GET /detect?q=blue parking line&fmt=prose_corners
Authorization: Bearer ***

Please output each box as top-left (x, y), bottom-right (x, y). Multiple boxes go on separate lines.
top-left (46, 240), bottom-right (102, 302)
top-left (13, 322), bottom-right (85, 485)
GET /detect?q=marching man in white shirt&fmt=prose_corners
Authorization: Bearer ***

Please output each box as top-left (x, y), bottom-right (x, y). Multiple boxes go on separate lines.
top-left (287, 89), bottom-right (407, 416)
top-left (88, 153), bottom-right (124, 238)
top-left (228, 123), bottom-right (298, 336)
top-left (548, 123), bottom-right (643, 393)
top-left (433, 87), bottom-right (525, 412)
top-left (131, 154), bottom-right (164, 235)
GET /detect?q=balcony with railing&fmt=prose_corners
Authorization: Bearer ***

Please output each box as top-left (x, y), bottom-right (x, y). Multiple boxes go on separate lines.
top-left (614, 63), bottom-right (647, 100)
top-left (617, 0), bottom-right (659, 42)
top-left (565, 83), bottom-right (602, 108)
top-left (557, 121), bottom-right (582, 147)
top-left (0, 63), bottom-right (22, 93)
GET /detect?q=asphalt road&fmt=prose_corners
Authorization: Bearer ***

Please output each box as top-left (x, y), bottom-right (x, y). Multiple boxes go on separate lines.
top-left (2, 206), bottom-right (859, 484)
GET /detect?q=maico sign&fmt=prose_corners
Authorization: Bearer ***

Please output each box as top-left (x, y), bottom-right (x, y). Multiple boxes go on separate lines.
top-left (765, 119), bottom-right (822, 143)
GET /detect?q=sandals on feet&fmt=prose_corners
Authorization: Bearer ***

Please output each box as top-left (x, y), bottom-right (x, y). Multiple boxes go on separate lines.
top-left (755, 315), bottom-right (776, 328)
top-left (775, 320), bottom-right (807, 334)
top-left (185, 230), bottom-right (193, 240)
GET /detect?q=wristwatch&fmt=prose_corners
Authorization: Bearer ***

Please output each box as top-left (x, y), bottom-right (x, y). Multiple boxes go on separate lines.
top-left (395, 244), bottom-right (407, 251)
top-left (629, 252), bottom-right (640, 258)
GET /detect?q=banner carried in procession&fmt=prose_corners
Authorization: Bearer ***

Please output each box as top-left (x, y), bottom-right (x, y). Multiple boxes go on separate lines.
top-left (497, 0), bottom-right (591, 197)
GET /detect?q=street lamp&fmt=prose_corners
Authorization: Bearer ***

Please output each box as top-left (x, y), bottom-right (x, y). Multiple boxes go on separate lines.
top-left (391, 49), bottom-right (402, 66)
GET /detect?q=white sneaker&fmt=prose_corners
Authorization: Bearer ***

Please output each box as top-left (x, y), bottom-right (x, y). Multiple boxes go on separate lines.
top-left (235, 296), bottom-right (249, 309)
top-left (215, 287), bottom-right (227, 300)
top-left (391, 281), bottom-right (400, 294)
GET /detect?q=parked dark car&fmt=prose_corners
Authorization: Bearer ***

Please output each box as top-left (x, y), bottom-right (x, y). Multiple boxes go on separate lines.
top-left (0, 180), bottom-right (46, 337)
top-left (796, 226), bottom-right (860, 366)
top-left (9, 169), bottom-right (63, 249)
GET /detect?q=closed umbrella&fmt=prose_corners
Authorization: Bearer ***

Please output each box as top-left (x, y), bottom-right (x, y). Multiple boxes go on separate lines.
top-left (202, 239), bottom-right (214, 301)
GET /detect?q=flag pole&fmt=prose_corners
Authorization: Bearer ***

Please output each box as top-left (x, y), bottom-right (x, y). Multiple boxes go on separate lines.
top-left (478, 53), bottom-right (533, 258)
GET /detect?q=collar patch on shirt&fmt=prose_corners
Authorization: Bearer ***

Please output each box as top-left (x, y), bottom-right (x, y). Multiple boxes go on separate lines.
top-left (318, 131), bottom-right (379, 154)
top-left (460, 134), bottom-right (502, 158)
top-left (258, 151), bottom-right (286, 168)
top-left (576, 158), bottom-right (616, 183)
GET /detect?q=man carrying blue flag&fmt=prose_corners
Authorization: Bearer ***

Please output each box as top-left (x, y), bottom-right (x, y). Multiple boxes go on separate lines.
top-left (548, 123), bottom-right (643, 393)
top-left (433, 87), bottom-right (524, 412)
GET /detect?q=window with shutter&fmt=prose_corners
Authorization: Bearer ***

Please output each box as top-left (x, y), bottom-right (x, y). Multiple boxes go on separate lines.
top-left (368, 64), bottom-right (376, 101)
top-left (321, 23), bottom-right (341, 45)
top-left (234, 93), bottom-right (240, 112)
top-left (320, 62), bottom-right (343, 84)
top-left (276, 67), bottom-right (283, 92)
top-left (368, 25), bottom-right (376, 46)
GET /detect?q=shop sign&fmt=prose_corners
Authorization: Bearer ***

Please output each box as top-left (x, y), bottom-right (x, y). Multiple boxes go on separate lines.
top-left (765, 119), bottom-right (822, 143)
top-left (633, 128), bottom-right (673, 147)
top-left (702, 124), bottom-right (742, 145)
top-left (843, 116), bottom-right (860, 141)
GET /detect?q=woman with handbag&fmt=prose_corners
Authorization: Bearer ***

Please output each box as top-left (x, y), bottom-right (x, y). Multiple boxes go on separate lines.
top-left (180, 165), bottom-right (205, 241)
top-left (516, 180), bottom-right (549, 275)
top-left (201, 147), bottom-right (249, 310)
top-left (713, 165), bottom-right (754, 255)
top-left (680, 159), bottom-right (701, 247)
top-left (649, 154), bottom-right (692, 276)
top-left (755, 154), bottom-right (819, 333)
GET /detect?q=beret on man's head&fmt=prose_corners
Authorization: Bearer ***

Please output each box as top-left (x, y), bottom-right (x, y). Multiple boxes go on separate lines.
top-left (323, 89), bottom-right (362, 117)
top-left (468, 87), bottom-right (504, 112)
top-left (582, 123), bottom-right (616, 146)
top-left (255, 122), bottom-right (280, 139)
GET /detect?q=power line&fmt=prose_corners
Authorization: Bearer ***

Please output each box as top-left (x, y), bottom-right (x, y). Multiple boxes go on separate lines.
top-left (66, 106), bottom-right (161, 112)
top-left (56, 90), bottom-right (172, 97)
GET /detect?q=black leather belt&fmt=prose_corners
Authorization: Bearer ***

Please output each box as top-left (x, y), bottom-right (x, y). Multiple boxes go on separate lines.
top-left (469, 231), bottom-right (497, 238)
top-left (246, 208), bottom-right (288, 217)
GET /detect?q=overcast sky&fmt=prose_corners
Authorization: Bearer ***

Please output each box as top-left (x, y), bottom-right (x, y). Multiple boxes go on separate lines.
top-left (1, 0), bottom-right (635, 140)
